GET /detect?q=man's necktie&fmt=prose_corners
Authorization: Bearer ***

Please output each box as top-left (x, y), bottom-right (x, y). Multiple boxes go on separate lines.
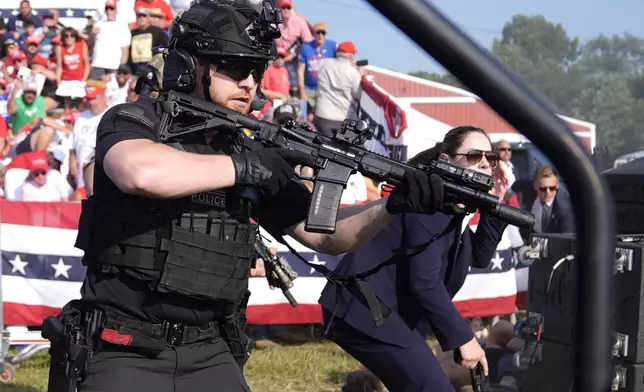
top-left (541, 203), bottom-right (550, 231)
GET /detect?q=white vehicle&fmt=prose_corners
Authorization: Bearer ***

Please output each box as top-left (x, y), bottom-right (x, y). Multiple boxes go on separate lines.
top-left (613, 150), bottom-right (644, 168)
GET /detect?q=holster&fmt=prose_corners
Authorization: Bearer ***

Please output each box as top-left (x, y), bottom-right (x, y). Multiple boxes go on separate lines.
top-left (41, 301), bottom-right (105, 392)
top-left (220, 290), bottom-right (255, 370)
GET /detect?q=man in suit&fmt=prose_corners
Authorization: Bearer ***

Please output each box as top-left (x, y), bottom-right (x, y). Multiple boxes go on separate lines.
top-left (530, 166), bottom-right (575, 233)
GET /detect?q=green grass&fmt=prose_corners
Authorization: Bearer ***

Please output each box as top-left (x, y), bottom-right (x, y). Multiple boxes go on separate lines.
top-left (1, 342), bottom-right (362, 392)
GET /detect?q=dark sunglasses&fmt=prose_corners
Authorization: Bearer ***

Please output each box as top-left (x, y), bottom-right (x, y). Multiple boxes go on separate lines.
top-left (105, 7), bottom-right (116, 11)
top-left (33, 170), bottom-right (47, 177)
top-left (63, 34), bottom-right (74, 38)
top-left (216, 60), bottom-right (267, 82)
top-left (281, 6), bottom-right (292, 9)
top-left (539, 186), bottom-right (558, 193)
top-left (498, 147), bottom-right (512, 152)
top-left (316, 30), bottom-right (326, 35)
top-left (453, 149), bottom-right (499, 167)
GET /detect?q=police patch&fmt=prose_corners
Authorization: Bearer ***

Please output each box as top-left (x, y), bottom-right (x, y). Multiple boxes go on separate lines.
top-left (191, 190), bottom-right (227, 208)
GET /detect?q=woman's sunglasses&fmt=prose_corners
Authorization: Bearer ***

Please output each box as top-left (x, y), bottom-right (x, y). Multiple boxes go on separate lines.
top-left (216, 60), bottom-right (267, 83)
top-left (453, 149), bottom-right (500, 167)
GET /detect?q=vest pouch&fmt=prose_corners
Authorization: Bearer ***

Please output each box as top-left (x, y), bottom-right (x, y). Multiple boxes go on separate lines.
top-left (98, 231), bottom-right (161, 274)
top-left (75, 199), bottom-right (98, 255)
top-left (155, 221), bottom-right (256, 302)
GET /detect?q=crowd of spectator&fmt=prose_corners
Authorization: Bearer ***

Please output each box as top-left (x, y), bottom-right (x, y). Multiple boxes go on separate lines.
top-left (0, 0), bottom-right (374, 205)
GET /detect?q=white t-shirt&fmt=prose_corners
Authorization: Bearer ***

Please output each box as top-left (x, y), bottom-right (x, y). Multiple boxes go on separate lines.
top-left (48, 120), bottom-right (75, 179)
top-left (105, 77), bottom-right (130, 107)
top-left (19, 170), bottom-right (74, 202)
top-left (98, 0), bottom-right (137, 25)
top-left (73, 109), bottom-right (107, 188)
top-left (170, 0), bottom-right (192, 14)
top-left (340, 172), bottom-right (369, 205)
top-left (92, 21), bottom-right (132, 70)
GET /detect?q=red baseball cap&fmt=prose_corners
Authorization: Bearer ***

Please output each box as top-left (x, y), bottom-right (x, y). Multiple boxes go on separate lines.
top-left (28, 152), bottom-right (49, 173)
top-left (277, 46), bottom-right (288, 57)
top-left (105, 0), bottom-right (118, 9)
top-left (12, 50), bottom-right (26, 60)
top-left (337, 41), bottom-right (357, 54)
top-left (85, 80), bottom-right (106, 99)
top-left (62, 109), bottom-right (81, 124)
top-left (279, 0), bottom-right (292, 8)
top-left (26, 35), bottom-right (42, 45)
top-left (8, 151), bottom-right (48, 172)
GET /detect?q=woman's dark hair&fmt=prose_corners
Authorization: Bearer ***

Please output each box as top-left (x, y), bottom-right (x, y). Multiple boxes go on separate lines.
top-left (61, 27), bottom-right (80, 43)
top-left (407, 126), bottom-right (488, 167)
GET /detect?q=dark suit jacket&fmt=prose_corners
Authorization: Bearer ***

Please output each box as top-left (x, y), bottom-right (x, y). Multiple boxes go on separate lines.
top-left (318, 212), bottom-right (507, 351)
top-left (542, 193), bottom-right (575, 234)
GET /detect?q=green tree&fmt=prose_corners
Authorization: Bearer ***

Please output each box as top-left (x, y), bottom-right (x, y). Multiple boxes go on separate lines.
top-left (577, 33), bottom-right (644, 103)
top-left (627, 75), bottom-right (644, 101)
top-left (578, 33), bottom-right (644, 78)
top-left (491, 15), bottom-right (585, 114)
top-left (407, 14), bottom-right (644, 157)
top-left (495, 14), bottom-right (581, 65)
top-left (573, 75), bottom-right (644, 156)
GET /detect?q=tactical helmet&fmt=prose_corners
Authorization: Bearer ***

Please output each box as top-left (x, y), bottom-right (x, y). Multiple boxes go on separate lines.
top-left (163, 0), bottom-right (282, 102)
top-left (170, 0), bottom-right (281, 62)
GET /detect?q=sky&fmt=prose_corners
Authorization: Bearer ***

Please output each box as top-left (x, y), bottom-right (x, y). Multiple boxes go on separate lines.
top-left (292, 0), bottom-right (644, 74)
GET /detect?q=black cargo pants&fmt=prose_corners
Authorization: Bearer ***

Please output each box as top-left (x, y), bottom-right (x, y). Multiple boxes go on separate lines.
top-left (78, 336), bottom-right (251, 392)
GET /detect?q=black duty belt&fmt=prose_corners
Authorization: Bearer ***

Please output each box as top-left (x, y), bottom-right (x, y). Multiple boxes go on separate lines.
top-left (100, 313), bottom-right (220, 352)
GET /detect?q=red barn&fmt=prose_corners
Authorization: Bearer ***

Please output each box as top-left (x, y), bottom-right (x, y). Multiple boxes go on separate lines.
top-left (363, 65), bottom-right (596, 152)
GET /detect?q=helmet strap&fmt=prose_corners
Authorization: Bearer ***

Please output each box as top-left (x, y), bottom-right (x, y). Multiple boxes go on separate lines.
top-left (202, 59), bottom-right (212, 102)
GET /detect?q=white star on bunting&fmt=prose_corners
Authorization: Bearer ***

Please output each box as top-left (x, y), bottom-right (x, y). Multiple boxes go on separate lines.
top-left (308, 254), bottom-right (326, 274)
top-left (490, 252), bottom-right (504, 271)
top-left (51, 258), bottom-right (73, 279)
top-left (9, 254), bottom-right (28, 275)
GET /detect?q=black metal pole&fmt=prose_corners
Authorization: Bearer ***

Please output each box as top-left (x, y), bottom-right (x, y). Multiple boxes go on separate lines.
top-left (363, 0), bottom-right (615, 390)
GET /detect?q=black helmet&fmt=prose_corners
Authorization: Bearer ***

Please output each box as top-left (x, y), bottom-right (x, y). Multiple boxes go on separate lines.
top-left (170, 0), bottom-right (281, 62)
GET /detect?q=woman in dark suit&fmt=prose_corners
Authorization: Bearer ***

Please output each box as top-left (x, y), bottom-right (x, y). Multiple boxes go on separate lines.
top-left (318, 126), bottom-right (511, 392)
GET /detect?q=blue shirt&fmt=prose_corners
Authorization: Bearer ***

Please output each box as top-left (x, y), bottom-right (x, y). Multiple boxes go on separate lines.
top-left (38, 34), bottom-right (56, 59)
top-left (297, 39), bottom-right (337, 91)
top-left (6, 14), bottom-right (43, 35)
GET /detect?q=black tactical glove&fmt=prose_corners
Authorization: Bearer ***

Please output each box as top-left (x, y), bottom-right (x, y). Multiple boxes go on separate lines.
top-left (386, 171), bottom-right (444, 215)
top-left (230, 148), bottom-right (316, 195)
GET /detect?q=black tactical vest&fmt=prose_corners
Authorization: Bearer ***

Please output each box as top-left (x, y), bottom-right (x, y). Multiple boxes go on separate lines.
top-left (75, 100), bottom-right (257, 303)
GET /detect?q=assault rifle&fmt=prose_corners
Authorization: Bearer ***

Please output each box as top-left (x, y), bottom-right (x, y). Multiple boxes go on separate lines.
top-left (157, 91), bottom-right (536, 231)
top-left (254, 236), bottom-right (299, 307)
